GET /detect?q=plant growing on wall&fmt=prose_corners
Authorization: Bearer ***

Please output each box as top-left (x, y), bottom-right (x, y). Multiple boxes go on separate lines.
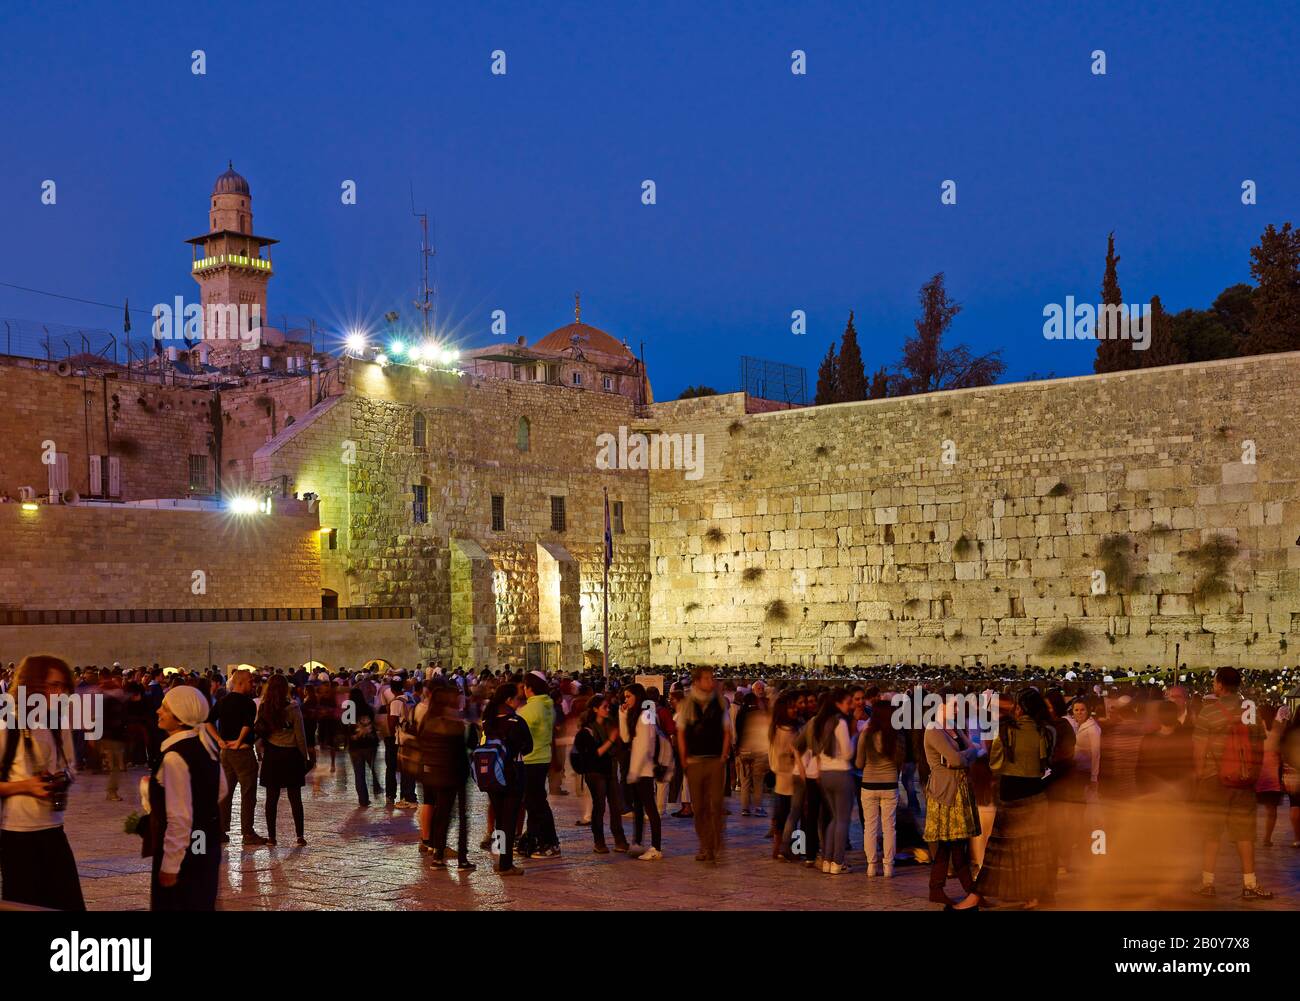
top-left (953, 535), bottom-right (974, 559)
top-left (1047, 481), bottom-right (1070, 497)
top-left (841, 636), bottom-right (873, 653)
top-left (1098, 533), bottom-right (1134, 592)
top-left (684, 601), bottom-right (701, 614)
top-left (742, 567), bottom-right (764, 583)
top-left (765, 599), bottom-right (789, 622)
top-left (704, 526), bottom-right (725, 545)
top-left (1190, 534), bottom-right (1238, 601)
top-left (728, 420), bottom-right (743, 435)
top-left (1041, 625), bottom-right (1086, 655)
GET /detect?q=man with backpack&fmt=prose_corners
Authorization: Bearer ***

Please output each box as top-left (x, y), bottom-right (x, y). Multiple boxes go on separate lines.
top-left (1193, 666), bottom-right (1272, 900)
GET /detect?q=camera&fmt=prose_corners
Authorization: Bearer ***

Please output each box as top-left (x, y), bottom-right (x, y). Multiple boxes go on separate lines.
top-left (41, 769), bottom-right (73, 812)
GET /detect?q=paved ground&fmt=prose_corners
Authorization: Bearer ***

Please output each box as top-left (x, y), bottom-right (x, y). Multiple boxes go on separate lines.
top-left (63, 749), bottom-right (1299, 911)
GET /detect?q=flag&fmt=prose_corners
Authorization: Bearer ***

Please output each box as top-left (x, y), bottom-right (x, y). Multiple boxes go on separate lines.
top-left (123, 299), bottom-right (131, 334)
top-left (603, 488), bottom-right (612, 570)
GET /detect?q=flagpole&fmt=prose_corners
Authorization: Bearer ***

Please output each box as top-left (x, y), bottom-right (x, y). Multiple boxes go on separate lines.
top-left (603, 487), bottom-right (610, 679)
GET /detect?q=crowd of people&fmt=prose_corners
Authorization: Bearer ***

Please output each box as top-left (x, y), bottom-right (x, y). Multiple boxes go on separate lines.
top-left (0, 655), bottom-right (1296, 911)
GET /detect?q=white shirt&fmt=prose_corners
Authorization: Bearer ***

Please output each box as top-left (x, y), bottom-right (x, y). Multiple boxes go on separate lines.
top-left (0, 727), bottom-right (76, 832)
top-left (816, 719), bottom-right (852, 772)
top-left (156, 730), bottom-right (228, 875)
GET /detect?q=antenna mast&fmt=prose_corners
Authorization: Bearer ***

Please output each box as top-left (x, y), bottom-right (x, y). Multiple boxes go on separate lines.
top-left (410, 183), bottom-right (435, 340)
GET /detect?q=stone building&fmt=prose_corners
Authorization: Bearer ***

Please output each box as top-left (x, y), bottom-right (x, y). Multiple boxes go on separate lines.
top-left (1, 165), bottom-right (1298, 672)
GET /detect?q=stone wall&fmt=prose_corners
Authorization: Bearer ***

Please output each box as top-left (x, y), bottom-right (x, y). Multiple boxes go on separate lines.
top-left (0, 616), bottom-right (416, 671)
top-left (253, 360), bottom-right (651, 667)
top-left (0, 502), bottom-right (321, 611)
top-left (647, 353), bottom-right (1300, 670)
top-left (0, 361), bottom-right (215, 501)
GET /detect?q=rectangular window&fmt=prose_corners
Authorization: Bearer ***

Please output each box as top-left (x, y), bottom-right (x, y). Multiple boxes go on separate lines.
top-left (603, 375), bottom-right (613, 391)
top-left (550, 495), bottom-right (566, 532)
top-left (187, 454), bottom-right (208, 493)
top-left (325, 528), bottom-right (338, 550)
top-left (491, 493), bottom-right (505, 532)
top-left (412, 484), bottom-right (428, 524)
top-left (571, 371), bottom-right (583, 386)
top-left (613, 500), bottom-right (624, 534)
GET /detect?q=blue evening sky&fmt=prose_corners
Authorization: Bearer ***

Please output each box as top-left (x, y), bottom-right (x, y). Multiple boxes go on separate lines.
top-left (1, 0), bottom-right (1296, 399)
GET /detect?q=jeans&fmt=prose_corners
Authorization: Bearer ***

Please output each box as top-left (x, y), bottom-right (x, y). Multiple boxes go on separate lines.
top-left (738, 750), bottom-right (769, 811)
top-left (220, 745), bottom-right (260, 835)
top-left (780, 777), bottom-right (807, 858)
top-left (860, 787), bottom-right (898, 866)
top-left (100, 738), bottom-right (126, 797)
top-left (586, 773), bottom-right (628, 849)
top-left (523, 762), bottom-right (558, 850)
top-left (488, 790), bottom-right (522, 869)
top-left (383, 737), bottom-right (398, 800)
top-left (686, 757), bottom-right (725, 855)
top-left (429, 781), bottom-right (470, 862)
top-left (349, 747), bottom-right (378, 805)
top-left (819, 770), bottom-right (854, 865)
top-left (630, 776), bottom-right (661, 850)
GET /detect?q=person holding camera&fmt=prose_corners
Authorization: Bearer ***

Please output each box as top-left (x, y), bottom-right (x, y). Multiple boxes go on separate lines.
top-left (0, 655), bottom-right (84, 911)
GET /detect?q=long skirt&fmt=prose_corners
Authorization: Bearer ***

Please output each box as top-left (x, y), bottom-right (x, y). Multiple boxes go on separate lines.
top-left (1, 827), bottom-right (85, 910)
top-left (975, 790), bottom-right (1053, 902)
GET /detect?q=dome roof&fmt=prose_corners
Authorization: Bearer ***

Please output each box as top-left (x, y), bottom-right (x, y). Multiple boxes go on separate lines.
top-left (213, 161), bottom-right (250, 196)
top-left (533, 321), bottom-right (632, 357)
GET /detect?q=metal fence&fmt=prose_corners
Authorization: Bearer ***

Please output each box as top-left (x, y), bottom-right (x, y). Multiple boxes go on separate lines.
top-left (740, 354), bottom-right (807, 404)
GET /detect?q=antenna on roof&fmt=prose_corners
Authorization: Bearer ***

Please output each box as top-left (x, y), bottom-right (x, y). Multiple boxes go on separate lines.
top-left (410, 183), bottom-right (435, 340)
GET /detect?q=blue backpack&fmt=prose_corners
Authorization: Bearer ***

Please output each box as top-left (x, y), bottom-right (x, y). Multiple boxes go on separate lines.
top-left (471, 737), bottom-right (510, 793)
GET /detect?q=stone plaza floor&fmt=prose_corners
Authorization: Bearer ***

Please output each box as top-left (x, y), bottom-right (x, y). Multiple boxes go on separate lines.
top-left (63, 751), bottom-right (1299, 911)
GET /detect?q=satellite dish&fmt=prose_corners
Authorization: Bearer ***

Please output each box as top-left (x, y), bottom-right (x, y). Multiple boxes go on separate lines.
top-left (61, 488), bottom-right (80, 505)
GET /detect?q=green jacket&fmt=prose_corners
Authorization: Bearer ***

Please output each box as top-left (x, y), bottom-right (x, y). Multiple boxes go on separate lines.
top-left (517, 694), bottom-right (554, 766)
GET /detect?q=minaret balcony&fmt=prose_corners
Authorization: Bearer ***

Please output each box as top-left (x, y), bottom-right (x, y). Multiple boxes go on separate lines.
top-left (192, 254), bottom-right (273, 274)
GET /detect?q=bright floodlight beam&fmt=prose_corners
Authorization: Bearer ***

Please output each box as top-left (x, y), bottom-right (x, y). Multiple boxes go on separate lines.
top-left (345, 331), bottom-right (367, 355)
top-left (390, 339), bottom-right (406, 357)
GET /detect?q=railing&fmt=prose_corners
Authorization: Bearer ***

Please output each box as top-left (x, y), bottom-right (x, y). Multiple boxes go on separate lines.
top-left (0, 606), bottom-right (413, 626)
top-left (191, 254), bottom-right (272, 273)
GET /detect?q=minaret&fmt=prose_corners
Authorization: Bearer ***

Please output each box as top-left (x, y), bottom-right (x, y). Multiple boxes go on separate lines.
top-left (185, 162), bottom-right (277, 363)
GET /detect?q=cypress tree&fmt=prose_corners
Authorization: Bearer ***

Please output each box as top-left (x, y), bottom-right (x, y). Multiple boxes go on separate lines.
top-left (1240, 222), bottom-right (1300, 355)
top-left (1138, 295), bottom-right (1184, 368)
top-left (1094, 231), bottom-right (1134, 373)
top-left (836, 311), bottom-right (867, 402)
top-left (814, 341), bottom-right (840, 405)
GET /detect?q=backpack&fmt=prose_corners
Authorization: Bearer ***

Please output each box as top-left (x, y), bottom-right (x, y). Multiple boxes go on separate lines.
top-left (471, 736), bottom-right (511, 793)
top-left (352, 713), bottom-right (376, 746)
top-left (1219, 720), bottom-right (1262, 789)
top-left (652, 726), bottom-right (675, 783)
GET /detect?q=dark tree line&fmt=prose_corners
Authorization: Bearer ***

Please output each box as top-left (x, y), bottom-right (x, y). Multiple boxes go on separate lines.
top-left (814, 274), bottom-right (1004, 405)
top-left (1095, 222), bottom-right (1300, 373)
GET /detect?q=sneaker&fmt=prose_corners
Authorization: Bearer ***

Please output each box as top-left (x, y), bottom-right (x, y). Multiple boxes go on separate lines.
top-left (613, 843), bottom-right (631, 853)
top-left (627, 844), bottom-right (644, 855)
top-left (753, 808), bottom-right (767, 817)
top-left (638, 847), bottom-right (663, 861)
top-left (418, 840), bottom-right (437, 854)
top-left (106, 792), bottom-right (123, 802)
top-left (741, 809), bottom-right (751, 817)
top-left (1241, 885), bottom-right (1274, 900)
top-left (529, 846), bottom-right (561, 859)
top-left (576, 818), bottom-right (592, 826)
top-left (1196, 884), bottom-right (1216, 898)
top-left (497, 865), bottom-right (524, 877)
top-left (821, 859), bottom-right (831, 873)
top-left (828, 862), bottom-right (845, 875)
top-left (456, 860), bottom-right (477, 871)
top-left (593, 844), bottom-right (610, 854)
top-left (395, 799), bottom-right (418, 809)
top-left (243, 833), bottom-right (268, 845)
top-left (295, 837), bottom-right (307, 847)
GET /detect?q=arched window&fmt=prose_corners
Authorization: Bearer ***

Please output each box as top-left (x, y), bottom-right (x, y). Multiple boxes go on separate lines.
top-left (516, 416), bottom-right (530, 452)
top-left (413, 412), bottom-right (426, 449)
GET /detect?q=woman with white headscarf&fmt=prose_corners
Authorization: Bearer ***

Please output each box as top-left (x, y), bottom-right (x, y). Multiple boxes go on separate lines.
top-left (147, 683), bottom-right (227, 910)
